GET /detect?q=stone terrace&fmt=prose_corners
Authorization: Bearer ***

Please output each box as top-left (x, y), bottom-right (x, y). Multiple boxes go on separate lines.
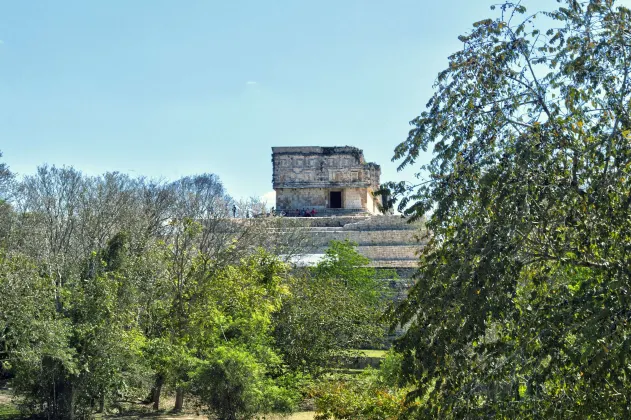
top-left (276, 214), bottom-right (425, 269)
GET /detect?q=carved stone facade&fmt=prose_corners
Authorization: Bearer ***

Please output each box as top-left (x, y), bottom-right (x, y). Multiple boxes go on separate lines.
top-left (272, 146), bottom-right (381, 214)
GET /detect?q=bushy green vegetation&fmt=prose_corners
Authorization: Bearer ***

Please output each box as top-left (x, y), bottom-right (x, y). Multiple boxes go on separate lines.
top-left (309, 350), bottom-right (413, 420)
top-left (6, 1), bottom-right (628, 418)
top-left (380, 0), bottom-right (631, 418)
top-left (273, 240), bottom-right (391, 376)
top-left (0, 162), bottom-right (388, 419)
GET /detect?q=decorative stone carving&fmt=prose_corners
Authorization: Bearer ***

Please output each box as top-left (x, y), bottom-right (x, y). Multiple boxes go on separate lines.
top-left (271, 146), bottom-right (382, 214)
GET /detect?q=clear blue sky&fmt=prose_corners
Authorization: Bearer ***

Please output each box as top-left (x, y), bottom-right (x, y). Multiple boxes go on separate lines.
top-left (1, 0), bottom-right (618, 202)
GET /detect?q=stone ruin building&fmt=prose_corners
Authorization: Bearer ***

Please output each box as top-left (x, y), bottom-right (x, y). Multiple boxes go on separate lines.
top-left (270, 146), bottom-right (425, 306)
top-left (272, 146), bottom-right (382, 215)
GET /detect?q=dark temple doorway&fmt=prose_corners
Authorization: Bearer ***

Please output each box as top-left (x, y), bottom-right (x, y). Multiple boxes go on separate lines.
top-left (329, 191), bottom-right (342, 208)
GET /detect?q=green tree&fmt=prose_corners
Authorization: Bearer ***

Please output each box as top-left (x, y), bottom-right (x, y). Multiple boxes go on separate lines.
top-left (0, 252), bottom-right (76, 417)
top-left (1, 234), bottom-right (151, 419)
top-left (0, 152), bottom-right (12, 201)
top-left (185, 251), bottom-right (298, 419)
top-left (0, 152), bottom-right (14, 247)
top-left (1, 163), bottom-right (311, 418)
top-left (190, 346), bottom-right (266, 420)
top-left (311, 350), bottom-right (415, 420)
top-left (190, 345), bottom-right (298, 420)
top-left (274, 240), bottom-right (389, 375)
top-left (390, 0), bottom-right (631, 417)
top-left (5, 168), bottom-right (162, 418)
top-left (66, 232), bottom-right (151, 416)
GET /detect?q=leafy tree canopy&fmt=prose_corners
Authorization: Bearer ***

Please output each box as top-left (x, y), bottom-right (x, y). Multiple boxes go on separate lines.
top-left (274, 240), bottom-right (390, 375)
top-left (390, 0), bottom-right (631, 417)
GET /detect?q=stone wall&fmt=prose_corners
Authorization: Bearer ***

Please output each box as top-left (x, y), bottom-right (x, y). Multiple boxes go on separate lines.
top-left (274, 215), bottom-right (424, 231)
top-left (356, 245), bottom-right (420, 261)
top-left (344, 188), bottom-right (364, 209)
top-left (366, 189), bottom-right (377, 214)
top-left (272, 146), bottom-right (381, 191)
top-left (309, 230), bottom-right (418, 247)
top-left (271, 146), bottom-right (382, 213)
top-left (275, 187), bottom-right (374, 211)
top-left (274, 214), bottom-right (425, 271)
top-left (276, 188), bottom-right (328, 210)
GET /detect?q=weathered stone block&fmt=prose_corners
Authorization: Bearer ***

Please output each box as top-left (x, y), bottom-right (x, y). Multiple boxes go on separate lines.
top-left (272, 146), bottom-right (381, 214)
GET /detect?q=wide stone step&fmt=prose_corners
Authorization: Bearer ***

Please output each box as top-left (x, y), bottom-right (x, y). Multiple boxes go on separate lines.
top-left (356, 245), bottom-right (420, 261)
top-left (308, 230), bottom-right (423, 246)
top-left (343, 215), bottom-right (424, 231)
top-left (367, 260), bottom-right (419, 268)
top-left (281, 208), bottom-right (370, 217)
top-left (272, 215), bottom-right (372, 228)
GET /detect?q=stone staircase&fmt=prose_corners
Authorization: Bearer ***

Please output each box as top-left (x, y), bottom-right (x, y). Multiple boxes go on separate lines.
top-left (341, 215), bottom-right (420, 231)
top-left (270, 214), bottom-right (425, 339)
top-left (282, 208), bottom-right (370, 218)
top-left (278, 214), bottom-right (425, 270)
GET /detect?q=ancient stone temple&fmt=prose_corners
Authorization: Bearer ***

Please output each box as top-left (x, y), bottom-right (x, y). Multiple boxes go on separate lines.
top-left (269, 146), bottom-right (423, 307)
top-left (272, 146), bottom-right (382, 214)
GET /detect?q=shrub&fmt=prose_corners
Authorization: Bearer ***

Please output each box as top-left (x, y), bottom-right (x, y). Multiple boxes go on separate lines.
top-left (312, 376), bottom-right (414, 420)
top-left (311, 350), bottom-right (418, 420)
top-left (189, 346), bottom-right (300, 420)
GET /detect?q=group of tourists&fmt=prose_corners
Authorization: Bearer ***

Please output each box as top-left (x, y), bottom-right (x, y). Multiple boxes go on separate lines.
top-left (231, 205), bottom-right (318, 218)
top-left (285, 208), bottom-right (317, 217)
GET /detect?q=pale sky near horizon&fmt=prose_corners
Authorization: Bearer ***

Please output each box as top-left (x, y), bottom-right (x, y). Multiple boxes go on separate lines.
top-left (1, 0), bottom-right (628, 203)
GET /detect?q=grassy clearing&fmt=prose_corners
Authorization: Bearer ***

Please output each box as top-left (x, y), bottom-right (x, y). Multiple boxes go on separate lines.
top-left (357, 349), bottom-right (387, 358)
top-left (0, 385), bottom-right (19, 420)
top-left (0, 406), bottom-right (20, 420)
top-left (0, 399), bottom-right (19, 420)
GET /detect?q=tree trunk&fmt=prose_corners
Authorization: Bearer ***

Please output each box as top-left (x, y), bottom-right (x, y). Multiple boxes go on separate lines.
top-left (65, 385), bottom-right (76, 420)
top-left (55, 378), bottom-right (76, 420)
top-left (174, 388), bottom-right (184, 411)
top-left (152, 376), bottom-right (164, 411)
top-left (97, 394), bottom-right (105, 413)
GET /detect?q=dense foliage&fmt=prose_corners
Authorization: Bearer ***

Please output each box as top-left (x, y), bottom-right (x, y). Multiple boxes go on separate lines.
top-left (274, 240), bottom-right (390, 375)
top-left (311, 351), bottom-right (415, 420)
top-left (387, 0), bottom-right (631, 417)
top-left (0, 158), bottom-right (388, 419)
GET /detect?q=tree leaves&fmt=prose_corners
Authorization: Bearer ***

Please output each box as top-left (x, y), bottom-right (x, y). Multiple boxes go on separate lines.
top-left (391, 0), bottom-right (631, 417)
top-left (0, 167), bottom-right (310, 418)
top-left (274, 240), bottom-right (389, 375)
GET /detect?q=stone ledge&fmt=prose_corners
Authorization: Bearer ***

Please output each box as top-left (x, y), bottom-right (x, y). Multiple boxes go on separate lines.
top-left (357, 245), bottom-right (420, 261)
top-left (308, 230), bottom-right (424, 247)
top-left (367, 260), bottom-right (419, 268)
top-left (274, 181), bottom-right (374, 189)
